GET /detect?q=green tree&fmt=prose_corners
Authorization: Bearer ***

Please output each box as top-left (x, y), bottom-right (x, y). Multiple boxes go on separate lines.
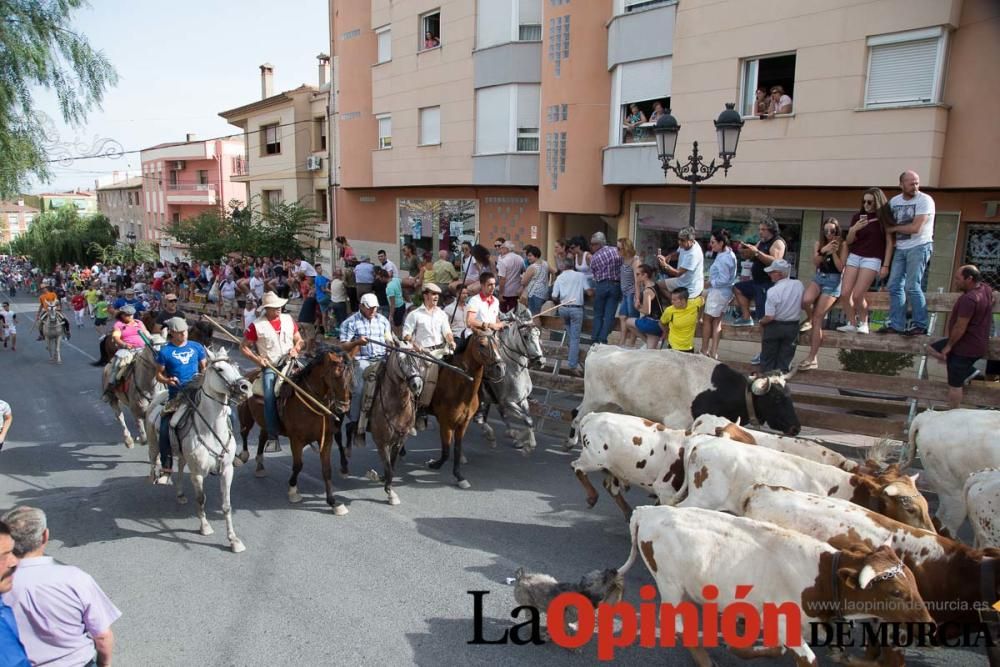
top-left (167, 209), bottom-right (232, 262)
top-left (9, 206), bottom-right (117, 269)
top-left (0, 0), bottom-right (118, 198)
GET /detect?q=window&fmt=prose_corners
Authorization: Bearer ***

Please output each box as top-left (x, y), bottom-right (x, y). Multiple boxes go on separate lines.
top-left (169, 170), bottom-right (178, 186)
top-left (622, 0), bottom-right (675, 12)
top-left (518, 0), bottom-right (541, 40)
top-left (262, 189), bottom-right (282, 213)
top-left (740, 53), bottom-right (796, 117)
top-left (419, 106), bottom-right (441, 146)
top-left (377, 114), bottom-right (392, 149)
top-left (172, 213), bottom-right (180, 224)
top-left (517, 127), bottom-right (539, 152)
top-left (315, 117), bottom-right (327, 151)
top-left (865, 27), bottom-right (947, 108)
top-left (23, 214), bottom-right (33, 225)
top-left (420, 10), bottom-right (441, 50)
top-left (376, 25), bottom-right (391, 63)
top-left (261, 123), bottom-right (281, 155)
top-left (398, 198), bottom-right (477, 262)
top-left (197, 170), bottom-right (208, 185)
top-left (611, 57), bottom-right (671, 145)
top-left (315, 189), bottom-right (328, 222)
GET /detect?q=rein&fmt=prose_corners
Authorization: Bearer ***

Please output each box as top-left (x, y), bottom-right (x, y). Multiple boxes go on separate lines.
top-left (179, 370), bottom-right (237, 472)
top-left (496, 321), bottom-right (542, 372)
top-left (375, 351), bottom-right (420, 443)
top-left (288, 356), bottom-right (351, 452)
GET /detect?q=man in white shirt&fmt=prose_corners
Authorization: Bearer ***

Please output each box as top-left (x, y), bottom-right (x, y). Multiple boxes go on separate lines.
top-left (0, 399), bottom-right (11, 451)
top-left (880, 170), bottom-right (936, 337)
top-left (657, 226), bottom-right (705, 299)
top-left (465, 272), bottom-right (505, 335)
top-left (758, 259), bottom-right (804, 373)
top-left (496, 241), bottom-right (525, 314)
top-left (249, 274), bottom-right (265, 301)
top-left (551, 257), bottom-right (590, 375)
top-left (377, 249), bottom-right (398, 279)
top-left (298, 259), bottom-right (318, 279)
top-left (402, 284), bottom-right (455, 354)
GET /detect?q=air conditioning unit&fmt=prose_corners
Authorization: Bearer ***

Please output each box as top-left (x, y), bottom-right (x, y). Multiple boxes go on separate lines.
top-left (306, 155), bottom-right (322, 171)
top-left (172, 161), bottom-right (186, 170)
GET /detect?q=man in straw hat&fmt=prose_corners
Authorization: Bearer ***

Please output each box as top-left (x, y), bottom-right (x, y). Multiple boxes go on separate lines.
top-left (239, 291), bottom-right (303, 453)
top-left (339, 292), bottom-right (396, 447)
top-left (152, 317), bottom-right (207, 483)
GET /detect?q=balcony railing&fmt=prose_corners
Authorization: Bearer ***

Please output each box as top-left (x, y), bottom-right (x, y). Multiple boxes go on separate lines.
top-left (166, 183), bottom-right (216, 191)
top-left (232, 156), bottom-right (248, 176)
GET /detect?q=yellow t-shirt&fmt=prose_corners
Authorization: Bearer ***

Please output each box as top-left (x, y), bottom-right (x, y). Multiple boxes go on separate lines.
top-left (660, 296), bottom-right (703, 351)
top-left (84, 289), bottom-right (100, 305)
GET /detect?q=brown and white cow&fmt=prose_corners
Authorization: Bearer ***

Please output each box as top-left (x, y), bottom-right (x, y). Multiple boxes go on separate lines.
top-left (741, 484), bottom-right (1000, 635)
top-left (899, 409), bottom-right (1000, 537)
top-left (672, 438), bottom-right (936, 531)
top-left (686, 414), bottom-right (859, 472)
top-left (571, 412), bottom-right (713, 519)
top-left (964, 468), bottom-right (1000, 549)
top-left (618, 506), bottom-right (932, 667)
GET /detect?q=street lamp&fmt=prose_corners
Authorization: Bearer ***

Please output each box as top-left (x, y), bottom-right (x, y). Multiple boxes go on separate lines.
top-left (654, 103), bottom-right (744, 227)
top-left (125, 230), bottom-right (136, 263)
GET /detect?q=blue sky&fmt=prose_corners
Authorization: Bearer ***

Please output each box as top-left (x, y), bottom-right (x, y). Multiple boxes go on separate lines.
top-left (33, 0), bottom-right (329, 193)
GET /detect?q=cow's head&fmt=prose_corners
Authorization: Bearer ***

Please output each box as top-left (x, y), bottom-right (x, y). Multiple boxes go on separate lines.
top-left (748, 373), bottom-right (801, 436)
top-left (874, 466), bottom-right (934, 532)
top-left (834, 543), bottom-right (932, 623)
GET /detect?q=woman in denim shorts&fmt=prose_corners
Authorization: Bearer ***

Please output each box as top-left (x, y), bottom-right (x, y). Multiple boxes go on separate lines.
top-left (616, 238), bottom-right (640, 347)
top-left (838, 187), bottom-right (895, 334)
top-left (798, 218), bottom-right (848, 370)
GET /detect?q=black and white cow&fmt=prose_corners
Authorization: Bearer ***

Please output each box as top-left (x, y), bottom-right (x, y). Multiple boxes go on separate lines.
top-left (566, 347), bottom-right (800, 450)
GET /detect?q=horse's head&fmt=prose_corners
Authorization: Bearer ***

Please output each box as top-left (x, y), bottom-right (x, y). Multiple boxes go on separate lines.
top-left (507, 312), bottom-right (546, 370)
top-left (473, 330), bottom-right (506, 382)
top-left (393, 347), bottom-right (428, 397)
top-left (318, 345), bottom-right (353, 416)
top-left (205, 348), bottom-right (252, 402)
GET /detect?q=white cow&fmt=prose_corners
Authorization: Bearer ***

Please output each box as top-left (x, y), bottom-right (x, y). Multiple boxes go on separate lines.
top-left (571, 412), bottom-right (714, 518)
top-left (899, 409), bottom-right (1000, 537)
top-left (673, 438), bottom-right (937, 531)
top-left (740, 484), bottom-right (1000, 631)
top-left (618, 506), bottom-right (932, 667)
top-left (686, 414), bottom-right (859, 471)
top-left (964, 468), bottom-right (1000, 549)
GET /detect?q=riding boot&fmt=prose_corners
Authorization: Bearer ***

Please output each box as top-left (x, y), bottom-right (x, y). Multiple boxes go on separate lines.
top-left (473, 385), bottom-right (489, 425)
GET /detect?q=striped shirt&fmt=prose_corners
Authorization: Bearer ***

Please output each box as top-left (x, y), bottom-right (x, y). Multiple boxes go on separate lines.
top-left (590, 245), bottom-right (622, 282)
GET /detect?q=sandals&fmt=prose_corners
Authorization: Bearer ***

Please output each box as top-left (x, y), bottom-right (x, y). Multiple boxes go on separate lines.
top-left (798, 359), bottom-right (819, 371)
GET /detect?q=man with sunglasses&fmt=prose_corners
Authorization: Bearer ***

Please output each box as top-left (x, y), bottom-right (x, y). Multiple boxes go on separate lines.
top-left (340, 292), bottom-right (396, 447)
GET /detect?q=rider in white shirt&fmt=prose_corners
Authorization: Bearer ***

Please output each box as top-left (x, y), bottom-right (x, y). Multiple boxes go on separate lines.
top-left (464, 272), bottom-right (505, 337)
top-left (402, 283), bottom-right (455, 354)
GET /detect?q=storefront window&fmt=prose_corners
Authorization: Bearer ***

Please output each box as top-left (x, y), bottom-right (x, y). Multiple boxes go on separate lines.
top-left (963, 224), bottom-right (1000, 291)
top-left (398, 198), bottom-right (478, 265)
top-left (634, 203), bottom-right (804, 278)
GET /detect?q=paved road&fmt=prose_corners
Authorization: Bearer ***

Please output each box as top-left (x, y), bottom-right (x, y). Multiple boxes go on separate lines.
top-left (0, 296), bottom-right (986, 666)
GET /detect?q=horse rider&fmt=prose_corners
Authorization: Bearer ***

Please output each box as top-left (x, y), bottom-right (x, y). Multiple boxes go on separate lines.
top-left (402, 283), bottom-right (456, 431)
top-left (152, 317), bottom-right (207, 484)
top-left (152, 293), bottom-right (185, 335)
top-left (103, 305), bottom-right (150, 401)
top-left (109, 287), bottom-right (145, 320)
top-left (239, 291), bottom-right (303, 453)
top-left (464, 271), bottom-right (507, 338)
top-left (339, 292), bottom-right (396, 448)
top-left (34, 284), bottom-right (66, 341)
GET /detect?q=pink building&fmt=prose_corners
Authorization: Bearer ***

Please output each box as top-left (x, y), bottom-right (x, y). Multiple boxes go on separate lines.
top-left (139, 133), bottom-right (247, 260)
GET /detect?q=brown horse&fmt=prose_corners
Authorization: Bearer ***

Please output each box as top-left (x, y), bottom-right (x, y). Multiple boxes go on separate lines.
top-left (426, 331), bottom-right (505, 489)
top-left (237, 344), bottom-right (355, 514)
top-left (93, 310), bottom-right (159, 365)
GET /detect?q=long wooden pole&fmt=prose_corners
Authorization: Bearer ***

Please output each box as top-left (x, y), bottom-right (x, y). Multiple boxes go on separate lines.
top-left (531, 299), bottom-right (575, 320)
top-left (201, 314), bottom-right (334, 417)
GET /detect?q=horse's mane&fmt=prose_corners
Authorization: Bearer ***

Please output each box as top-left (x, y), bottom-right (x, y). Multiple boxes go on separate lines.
top-left (292, 343), bottom-right (349, 380)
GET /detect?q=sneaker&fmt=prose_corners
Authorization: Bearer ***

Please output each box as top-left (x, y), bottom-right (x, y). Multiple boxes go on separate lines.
top-left (875, 326), bottom-right (903, 335)
top-left (836, 323), bottom-right (857, 333)
top-left (965, 369), bottom-right (983, 386)
top-left (750, 353), bottom-right (761, 365)
top-left (799, 321), bottom-right (813, 333)
top-left (732, 317), bottom-right (755, 327)
top-left (904, 327), bottom-right (928, 337)
top-left (264, 439), bottom-right (281, 453)
top-left (856, 322), bottom-right (870, 334)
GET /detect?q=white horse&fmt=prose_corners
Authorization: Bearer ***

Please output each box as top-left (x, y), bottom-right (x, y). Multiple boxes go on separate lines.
top-left (41, 303), bottom-right (67, 364)
top-left (146, 348), bottom-right (253, 553)
top-left (102, 338), bottom-right (165, 448)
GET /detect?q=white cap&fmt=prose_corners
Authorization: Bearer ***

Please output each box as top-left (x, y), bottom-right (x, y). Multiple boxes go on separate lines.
top-left (360, 293), bottom-right (379, 309)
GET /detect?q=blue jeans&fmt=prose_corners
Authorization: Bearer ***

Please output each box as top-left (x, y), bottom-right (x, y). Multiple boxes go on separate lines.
top-left (159, 413), bottom-right (173, 470)
top-left (527, 295), bottom-right (546, 315)
top-left (592, 280), bottom-right (621, 344)
top-left (888, 243), bottom-right (933, 331)
top-left (560, 306), bottom-right (583, 368)
top-left (262, 367), bottom-right (280, 439)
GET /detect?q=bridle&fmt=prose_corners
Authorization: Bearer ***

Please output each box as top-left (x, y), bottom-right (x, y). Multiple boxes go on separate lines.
top-left (177, 356), bottom-right (247, 471)
top-left (375, 349), bottom-right (425, 442)
top-left (478, 331), bottom-right (506, 383)
top-left (497, 319), bottom-right (544, 371)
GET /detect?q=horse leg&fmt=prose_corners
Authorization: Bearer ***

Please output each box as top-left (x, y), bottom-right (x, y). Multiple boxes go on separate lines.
top-left (514, 400), bottom-right (537, 454)
top-left (479, 402), bottom-right (497, 447)
top-left (428, 425), bottom-right (452, 470)
top-left (112, 400), bottom-right (135, 449)
top-left (236, 411), bottom-right (251, 465)
top-left (220, 464), bottom-right (245, 552)
top-left (132, 402), bottom-right (148, 446)
top-left (254, 429), bottom-right (268, 478)
top-left (191, 470), bottom-right (212, 536)
top-left (453, 422), bottom-right (471, 490)
top-left (334, 426), bottom-right (349, 477)
top-left (287, 441), bottom-right (304, 503)
top-left (175, 453), bottom-right (188, 505)
top-left (321, 430), bottom-right (348, 516)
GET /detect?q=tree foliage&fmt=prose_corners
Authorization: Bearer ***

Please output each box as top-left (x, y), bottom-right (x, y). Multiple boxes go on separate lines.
top-left (168, 200), bottom-right (320, 262)
top-left (88, 239), bottom-right (158, 266)
top-left (9, 206), bottom-right (117, 269)
top-left (0, 0), bottom-right (119, 198)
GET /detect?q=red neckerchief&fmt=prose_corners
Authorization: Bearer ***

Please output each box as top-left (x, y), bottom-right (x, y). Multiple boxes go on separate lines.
top-left (479, 292), bottom-right (494, 306)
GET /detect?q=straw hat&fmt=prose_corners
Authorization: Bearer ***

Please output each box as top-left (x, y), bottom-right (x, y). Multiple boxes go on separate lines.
top-left (260, 292), bottom-right (287, 309)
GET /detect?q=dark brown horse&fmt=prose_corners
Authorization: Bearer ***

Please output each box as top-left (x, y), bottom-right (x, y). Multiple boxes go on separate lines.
top-left (427, 331), bottom-right (505, 488)
top-left (237, 344), bottom-right (355, 514)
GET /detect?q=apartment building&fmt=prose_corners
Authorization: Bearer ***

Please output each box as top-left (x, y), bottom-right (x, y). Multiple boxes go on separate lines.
top-left (0, 200), bottom-right (39, 243)
top-left (96, 175), bottom-right (144, 239)
top-left (139, 134), bottom-right (246, 260)
top-left (24, 190), bottom-right (97, 214)
top-left (330, 0), bottom-right (1000, 289)
top-left (219, 58), bottom-right (333, 264)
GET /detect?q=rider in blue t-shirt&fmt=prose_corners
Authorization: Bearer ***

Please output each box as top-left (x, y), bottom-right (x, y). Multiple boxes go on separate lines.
top-left (111, 287), bottom-right (146, 316)
top-left (153, 317), bottom-right (207, 483)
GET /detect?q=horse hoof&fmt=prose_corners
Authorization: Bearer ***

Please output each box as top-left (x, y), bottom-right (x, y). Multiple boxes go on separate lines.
top-left (457, 479), bottom-right (472, 490)
top-left (176, 495), bottom-right (188, 505)
top-left (232, 457), bottom-right (243, 468)
top-left (460, 455), bottom-right (468, 465)
top-left (427, 459), bottom-right (442, 470)
top-left (254, 467), bottom-right (267, 478)
top-left (200, 524), bottom-right (214, 536)
top-left (231, 540), bottom-right (246, 553)
top-left (288, 489), bottom-right (303, 504)
top-left (366, 469), bottom-right (380, 482)
top-left (339, 466), bottom-right (349, 478)
top-left (124, 440), bottom-right (134, 449)
top-left (332, 504), bottom-right (349, 516)
top-left (387, 491), bottom-right (400, 506)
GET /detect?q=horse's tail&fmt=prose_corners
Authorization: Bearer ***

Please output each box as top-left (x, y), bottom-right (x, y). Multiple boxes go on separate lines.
top-left (93, 335), bottom-right (111, 366)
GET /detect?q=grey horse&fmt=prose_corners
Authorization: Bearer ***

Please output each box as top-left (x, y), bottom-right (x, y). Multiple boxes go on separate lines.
top-left (475, 307), bottom-right (546, 453)
top-left (41, 302), bottom-right (68, 364)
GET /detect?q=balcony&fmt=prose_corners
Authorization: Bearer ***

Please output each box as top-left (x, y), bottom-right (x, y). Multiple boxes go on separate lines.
top-left (602, 143), bottom-right (663, 185)
top-left (165, 182), bottom-right (217, 205)
top-left (230, 155), bottom-right (250, 182)
top-left (608, 0), bottom-right (676, 69)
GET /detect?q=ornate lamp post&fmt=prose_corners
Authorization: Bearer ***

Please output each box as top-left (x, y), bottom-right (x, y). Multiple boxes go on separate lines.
top-left (125, 230), bottom-right (136, 263)
top-left (654, 103), bottom-right (745, 227)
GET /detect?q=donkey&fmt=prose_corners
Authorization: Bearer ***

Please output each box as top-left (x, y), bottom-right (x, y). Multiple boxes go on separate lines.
top-left (427, 330), bottom-right (505, 489)
top-left (475, 307), bottom-right (546, 453)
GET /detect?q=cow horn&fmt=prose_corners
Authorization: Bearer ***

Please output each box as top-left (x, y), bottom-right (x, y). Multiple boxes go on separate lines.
top-left (883, 483), bottom-right (900, 497)
top-left (858, 564), bottom-right (876, 590)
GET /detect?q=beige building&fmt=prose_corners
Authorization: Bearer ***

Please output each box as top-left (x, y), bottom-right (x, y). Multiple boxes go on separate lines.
top-left (219, 57), bottom-right (333, 264)
top-left (96, 175), bottom-right (144, 239)
top-left (0, 200), bottom-right (39, 243)
top-left (329, 0), bottom-right (1000, 289)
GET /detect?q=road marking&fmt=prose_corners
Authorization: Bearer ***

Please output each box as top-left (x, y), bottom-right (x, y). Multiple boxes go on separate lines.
top-left (23, 312), bottom-right (99, 362)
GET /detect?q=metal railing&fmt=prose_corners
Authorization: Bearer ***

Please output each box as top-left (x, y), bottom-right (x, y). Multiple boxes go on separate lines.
top-left (166, 183), bottom-right (216, 192)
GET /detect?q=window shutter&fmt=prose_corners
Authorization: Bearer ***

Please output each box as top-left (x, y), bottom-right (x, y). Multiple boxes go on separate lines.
top-left (866, 38), bottom-right (938, 106)
top-left (420, 107), bottom-right (441, 145)
top-left (377, 28), bottom-right (391, 63)
top-left (619, 57), bottom-right (672, 104)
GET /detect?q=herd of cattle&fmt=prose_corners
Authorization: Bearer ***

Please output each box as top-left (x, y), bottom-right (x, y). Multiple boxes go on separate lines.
top-left (553, 347), bottom-right (1000, 665)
